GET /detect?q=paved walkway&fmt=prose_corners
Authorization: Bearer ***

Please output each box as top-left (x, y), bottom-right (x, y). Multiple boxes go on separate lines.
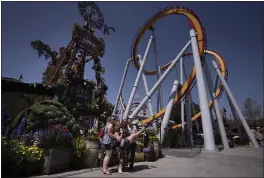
top-left (34, 147), bottom-right (263, 177)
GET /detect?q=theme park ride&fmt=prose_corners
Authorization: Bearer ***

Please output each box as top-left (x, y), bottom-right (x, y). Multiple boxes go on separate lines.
top-left (112, 6), bottom-right (260, 151)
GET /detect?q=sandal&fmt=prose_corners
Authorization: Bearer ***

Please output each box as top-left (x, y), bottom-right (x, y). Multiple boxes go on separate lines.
top-left (103, 170), bottom-right (111, 175)
top-left (102, 168), bottom-right (109, 172)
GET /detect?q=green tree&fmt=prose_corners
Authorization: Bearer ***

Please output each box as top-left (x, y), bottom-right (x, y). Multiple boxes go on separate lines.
top-left (93, 97), bottom-right (114, 130)
top-left (241, 98), bottom-right (263, 120)
top-left (30, 40), bottom-right (59, 84)
top-left (170, 102), bottom-right (200, 124)
top-left (30, 40), bottom-right (58, 65)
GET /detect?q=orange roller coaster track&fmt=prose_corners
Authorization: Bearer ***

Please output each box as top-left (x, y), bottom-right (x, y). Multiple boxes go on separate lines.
top-left (116, 6), bottom-right (227, 129)
top-left (119, 50), bottom-right (227, 129)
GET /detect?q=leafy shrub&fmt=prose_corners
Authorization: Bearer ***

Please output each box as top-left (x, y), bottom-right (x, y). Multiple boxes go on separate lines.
top-left (10, 100), bottom-right (80, 136)
top-left (86, 129), bottom-right (100, 141)
top-left (144, 127), bottom-right (157, 136)
top-left (72, 135), bottom-right (89, 157)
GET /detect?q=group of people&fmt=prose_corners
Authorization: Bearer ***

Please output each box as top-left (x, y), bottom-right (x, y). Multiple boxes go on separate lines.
top-left (100, 115), bottom-right (147, 175)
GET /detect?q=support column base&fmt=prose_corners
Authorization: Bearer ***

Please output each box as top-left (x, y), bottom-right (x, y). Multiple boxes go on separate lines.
top-left (201, 148), bottom-right (221, 154)
top-left (201, 147), bottom-right (233, 154)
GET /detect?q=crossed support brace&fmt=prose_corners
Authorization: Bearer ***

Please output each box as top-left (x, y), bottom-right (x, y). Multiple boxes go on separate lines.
top-left (116, 28), bottom-right (259, 151)
top-left (212, 61), bottom-right (259, 148)
top-left (112, 59), bottom-right (132, 118)
top-left (180, 57), bottom-right (193, 147)
top-left (113, 28), bottom-right (260, 152)
top-left (127, 30), bottom-right (216, 151)
top-left (160, 80), bottom-right (182, 144)
top-left (122, 36), bottom-right (154, 121)
top-left (203, 60), bottom-right (230, 149)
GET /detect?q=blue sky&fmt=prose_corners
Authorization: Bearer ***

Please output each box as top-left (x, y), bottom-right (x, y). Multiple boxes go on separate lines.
top-left (2, 1), bottom-right (264, 117)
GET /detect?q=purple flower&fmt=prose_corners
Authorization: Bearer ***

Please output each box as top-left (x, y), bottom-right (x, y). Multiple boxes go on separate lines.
top-left (143, 147), bottom-right (150, 153)
top-left (45, 111), bottom-right (52, 116)
top-left (11, 129), bottom-right (18, 138)
top-left (1, 105), bottom-right (6, 112)
top-left (7, 117), bottom-right (12, 121)
top-left (63, 132), bottom-right (72, 137)
top-left (89, 119), bottom-right (93, 129)
top-left (39, 130), bottom-right (46, 140)
top-left (23, 131), bottom-right (34, 143)
top-left (16, 118), bottom-right (27, 135)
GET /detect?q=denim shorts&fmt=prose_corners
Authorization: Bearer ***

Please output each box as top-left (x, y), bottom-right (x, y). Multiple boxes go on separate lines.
top-left (101, 143), bottom-right (114, 150)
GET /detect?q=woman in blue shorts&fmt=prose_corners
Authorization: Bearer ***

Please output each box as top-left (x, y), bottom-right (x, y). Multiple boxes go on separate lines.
top-left (101, 116), bottom-right (116, 175)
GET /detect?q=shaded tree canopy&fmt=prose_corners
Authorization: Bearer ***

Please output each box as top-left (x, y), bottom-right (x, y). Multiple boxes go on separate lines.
top-left (241, 98), bottom-right (263, 120)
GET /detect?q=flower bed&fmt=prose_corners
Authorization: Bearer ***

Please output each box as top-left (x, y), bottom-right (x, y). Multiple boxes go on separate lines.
top-left (2, 137), bottom-right (44, 176)
top-left (2, 103), bottom-right (165, 176)
top-left (1, 102), bottom-right (83, 176)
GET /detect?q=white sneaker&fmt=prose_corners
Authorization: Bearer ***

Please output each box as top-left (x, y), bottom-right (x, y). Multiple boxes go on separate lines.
top-left (118, 166), bottom-right (123, 174)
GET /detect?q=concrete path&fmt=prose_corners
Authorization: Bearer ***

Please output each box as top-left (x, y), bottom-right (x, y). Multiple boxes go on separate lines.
top-left (34, 147), bottom-right (263, 177)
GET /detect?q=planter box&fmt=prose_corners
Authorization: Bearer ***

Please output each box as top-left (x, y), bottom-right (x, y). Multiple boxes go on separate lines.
top-left (2, 164), bottom-right (24, 177)
top-left (153, 141), bottom-right (160, 159)
top-left (145, 149), bottom-right (156, 162)
top-left (42, 148), bottom-right (72, 175)
top-left (135, 152), bottom-right (144, 162)
top-left (145, 141), bottom-right (160, 162)
top-left (22, 161), bottom-right (42, 176)
top-left (85, 140), bottom-right (100, 168)
top-left (71, 154), bottom-right (86, 169)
